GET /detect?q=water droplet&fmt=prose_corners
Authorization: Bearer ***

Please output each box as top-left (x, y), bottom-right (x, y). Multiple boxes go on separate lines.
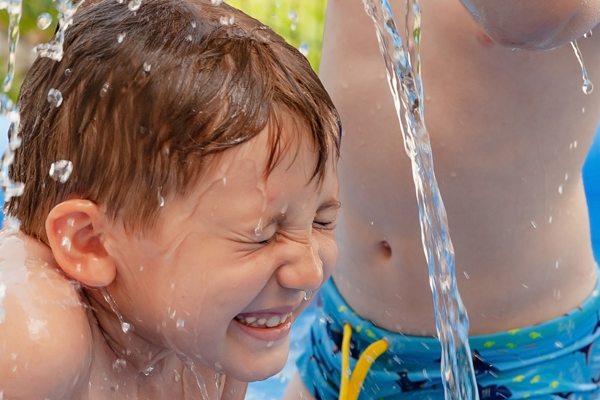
top-left (287, 10), bottom-right (298, 23)
top-left (143, 62), bottom-right (151, 72)
top-left (555, 259), bottom-right (561, 269)
top-left (36, 13), bottom-right (52, 30)
top-left (49, 160), bottom-right (73, 183)
top-left (266, 341), bottom-right (274, 348)
top-left (142, 365), bottom-right (154, 376)
top-left (558, 184), bottom-right (564, 194)
top-left (47, 88), bottom-right (63, 107)
top-left (100, 83), bottom-right (110, 98)
top-left (304, 291), bottom-right (313, 301)
top-left (219, 15), bottom-right (234, 25)
top-left (574, 140), bottom-right (578, 148)
top-left (222, 177), bottom-right (227, 186)
top-left (61, 237), bottom-right (71, 252)
top-left (174, 369), bottom-right (181, 381)
top-left (565, 173), bottom-right (570, 180)
top-left (157, 187), bottom-right (165, 207)
top-left (571, 41), bottom-right (594, 94)
top-left (530, 221), bottom-right (537, 228)
top-left (211, 0), bottom-right (223, 4)
top-left (463, 271), bottom-right (470, 279)
top-left (583, 107), bottom-right (586, 113)
top-left (186, 35), bottom-right (193, 41)
top-left (254, 217), bottom-right (263, 236)
top-left (291, 22), bottom-right (297, 31)
top-left (112, 358), bottom-right (127, 372)
top-left (522, 284), bottom-right (529, 289)
top-left (100, 288), bottom-right (134, 334)
top-left (64, 68), bottom-right (72, 77)
top-left (128, 0), bottom-right (142, 11)
top-left (554, 341), bottom-right (564, 348)
top-left (117, 32), bottom-right (126, 43)
top-left (121, 322), bottom-right (132, 333)
top-left (191, 21), bottom-right (197, 28)
top-left (299, 42), bottom-right (309, 56)
top-left (584, 30), bottom-right (593, 38)
top-left (548, 215), bottom-right (553, 224)
top-left (176, 318), bottom-right (185, 330)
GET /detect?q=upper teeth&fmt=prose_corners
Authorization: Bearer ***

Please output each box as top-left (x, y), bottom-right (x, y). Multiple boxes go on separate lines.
top-left (235, 313), bottom-right (291, 328)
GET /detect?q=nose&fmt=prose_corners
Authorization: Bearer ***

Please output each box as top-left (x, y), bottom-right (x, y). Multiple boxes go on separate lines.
top-left (274, 235), bottom-right (324, 293)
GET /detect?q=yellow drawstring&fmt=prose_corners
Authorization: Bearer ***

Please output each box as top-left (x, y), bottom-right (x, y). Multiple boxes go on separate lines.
top-left (339, 323), bottom-right (389, 400)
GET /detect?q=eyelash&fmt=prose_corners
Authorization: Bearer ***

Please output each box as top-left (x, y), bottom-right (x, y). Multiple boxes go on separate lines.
top-left (313, 220), bottom-right (337, 230)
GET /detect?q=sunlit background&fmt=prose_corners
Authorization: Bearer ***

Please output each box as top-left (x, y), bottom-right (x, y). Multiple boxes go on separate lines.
top-left (0, 0), bottom-right (327, 101)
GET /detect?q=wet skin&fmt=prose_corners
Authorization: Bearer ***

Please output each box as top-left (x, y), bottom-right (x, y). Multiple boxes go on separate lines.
top-left (0, 119), bottom-right (340, 400)
top-left (284, 0), bottom-right (600, 398)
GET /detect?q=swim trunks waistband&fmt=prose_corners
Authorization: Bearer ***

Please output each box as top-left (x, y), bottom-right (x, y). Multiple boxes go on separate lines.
top-left (297, 276), bottom-right (600, 400)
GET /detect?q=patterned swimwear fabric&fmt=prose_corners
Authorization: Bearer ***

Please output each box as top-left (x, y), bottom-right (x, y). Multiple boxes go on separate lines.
top-left (297, 278), bottom-right (600, 400)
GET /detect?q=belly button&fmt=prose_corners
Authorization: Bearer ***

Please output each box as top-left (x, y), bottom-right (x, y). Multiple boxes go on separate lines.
top-left (378, 240), bottom-right (392, 259)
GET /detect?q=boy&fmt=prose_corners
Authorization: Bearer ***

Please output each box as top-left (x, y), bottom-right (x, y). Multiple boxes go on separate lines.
top-left (0, 0), bottom-right (341, 399)
top-left (284, 0), bottom-right (600, 399)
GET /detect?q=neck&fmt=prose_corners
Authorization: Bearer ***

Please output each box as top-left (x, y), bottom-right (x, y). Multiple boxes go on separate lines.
top-left (83, 290), bottom-right (242, 400)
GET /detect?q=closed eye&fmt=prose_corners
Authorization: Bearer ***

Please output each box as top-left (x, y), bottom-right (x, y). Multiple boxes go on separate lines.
top-left (313, 220), bottom-right (337, 230)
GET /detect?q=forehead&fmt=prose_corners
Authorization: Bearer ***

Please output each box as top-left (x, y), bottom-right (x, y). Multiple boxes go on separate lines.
top-left (208, 116), bottom-right (323, 183)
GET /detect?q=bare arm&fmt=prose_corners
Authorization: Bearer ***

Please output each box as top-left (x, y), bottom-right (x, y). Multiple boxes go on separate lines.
top-left (459, 0), bottom-right (600, 49)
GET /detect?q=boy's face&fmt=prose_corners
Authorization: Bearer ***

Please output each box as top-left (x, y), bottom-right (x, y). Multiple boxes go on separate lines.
top-left (103, 119), bottom-right (340, 381)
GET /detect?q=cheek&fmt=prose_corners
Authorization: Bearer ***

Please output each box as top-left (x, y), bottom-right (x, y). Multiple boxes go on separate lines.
top-left (318, 235), bottom-right (338, 282)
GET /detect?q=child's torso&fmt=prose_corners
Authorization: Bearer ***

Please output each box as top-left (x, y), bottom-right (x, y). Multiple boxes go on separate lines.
top-left (321, 0), bottom-right (600, 335)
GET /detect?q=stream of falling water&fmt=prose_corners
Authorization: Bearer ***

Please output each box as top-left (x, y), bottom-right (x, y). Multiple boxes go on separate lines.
top-left (571, 39), bottom-right (594, 94)
top-left (0, 0), bottom-right (22, 332)
top-left (362, 1), bottom-right (479, 399)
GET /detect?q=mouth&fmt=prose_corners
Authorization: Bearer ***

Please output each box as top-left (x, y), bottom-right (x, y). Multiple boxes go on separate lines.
top-left (234, 313), bottom-right (292, 328)
top-left (232, 310), bottom-right (296, 343)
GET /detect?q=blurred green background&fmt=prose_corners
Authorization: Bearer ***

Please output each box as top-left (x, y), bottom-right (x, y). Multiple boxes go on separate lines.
top-left (0, 0), bottom-right (326, 101)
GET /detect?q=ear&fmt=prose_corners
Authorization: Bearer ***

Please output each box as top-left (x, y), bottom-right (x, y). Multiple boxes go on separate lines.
top-left (45, 199), bottom-right (117, 288)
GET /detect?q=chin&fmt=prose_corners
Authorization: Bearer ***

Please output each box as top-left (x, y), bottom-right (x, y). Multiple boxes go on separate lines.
top-left (226, 347), bottom-right (289, 382)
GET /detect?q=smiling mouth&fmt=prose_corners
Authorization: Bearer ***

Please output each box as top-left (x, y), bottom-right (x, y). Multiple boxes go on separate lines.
top-left (234, 313), bottom-right (292, 328)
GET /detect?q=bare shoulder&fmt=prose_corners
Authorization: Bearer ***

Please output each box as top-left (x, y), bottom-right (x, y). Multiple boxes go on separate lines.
top-left (0, 231), bottom-right (93, 400)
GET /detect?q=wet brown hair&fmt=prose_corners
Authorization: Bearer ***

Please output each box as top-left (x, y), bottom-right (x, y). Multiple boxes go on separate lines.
top-left (7, 0), bottom-right (340, 241)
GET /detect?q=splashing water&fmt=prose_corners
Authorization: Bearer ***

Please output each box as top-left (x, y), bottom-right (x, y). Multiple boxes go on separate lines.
top-left (34, 0), bottom-right (82, 61)
top-left (0, 1), bottom-right (24, 329)
top-left (112, 358), bottom-right (127, 373)
top-left (288, 10), bottom-right (298, 31)
top-left (362, 1), bottom-right (479, 399)
top-left (36, 12), bottom-right (53, 30)
top-left (47, 88), bottom-right (63, 107)
top-left (49, 160), bottom-right (73, 183)
top-left (1, 0), bottom-right (21, 93)
top-left (128, 0), bottom-right (142, 11)
top-left (100, 288), bottom-right (134, 334)
top-left (182, 356), bottom-right (211, 400)
top-left (215, 372), bottom-right (224, 399)
top-left (298, 42), bottom-right (309, 57)
top-left (570, 40), bottom-right (594, 94)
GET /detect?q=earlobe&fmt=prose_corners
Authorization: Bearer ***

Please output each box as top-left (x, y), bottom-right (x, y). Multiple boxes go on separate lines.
top-left (45, 200), bottom-right (117, 288)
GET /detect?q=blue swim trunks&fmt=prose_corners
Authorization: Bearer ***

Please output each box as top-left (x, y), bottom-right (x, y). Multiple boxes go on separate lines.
top-left (297, 278), bottom-right (600, 400)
